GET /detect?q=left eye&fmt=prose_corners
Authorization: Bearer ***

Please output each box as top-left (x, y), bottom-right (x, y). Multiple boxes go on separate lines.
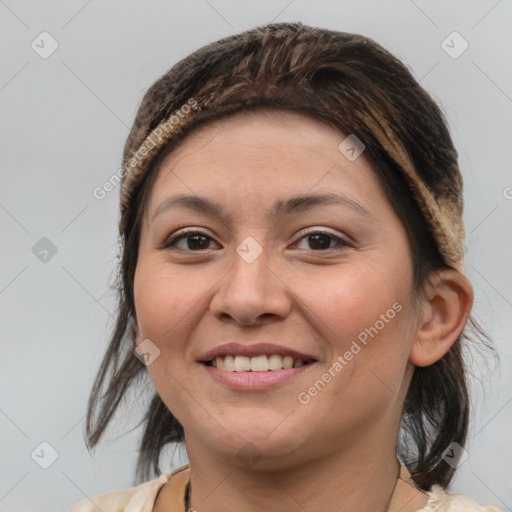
top-left (293, 231), bottom-right (349, 251)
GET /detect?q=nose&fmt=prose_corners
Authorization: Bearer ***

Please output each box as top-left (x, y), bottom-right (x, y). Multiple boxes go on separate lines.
top-left (209, 244), bottom-right (292, 326)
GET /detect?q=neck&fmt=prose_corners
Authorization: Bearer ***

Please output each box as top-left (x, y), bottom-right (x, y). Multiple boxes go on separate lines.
top-left (185, 430), bottom-right (426, 512)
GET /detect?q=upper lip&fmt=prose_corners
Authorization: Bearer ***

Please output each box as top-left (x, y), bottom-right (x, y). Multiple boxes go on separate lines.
top-left (198, 342), bottom-right (318, 362)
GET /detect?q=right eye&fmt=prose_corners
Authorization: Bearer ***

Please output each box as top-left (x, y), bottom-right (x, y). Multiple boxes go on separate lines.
top-left (162, 229), bottom-right (221, 252)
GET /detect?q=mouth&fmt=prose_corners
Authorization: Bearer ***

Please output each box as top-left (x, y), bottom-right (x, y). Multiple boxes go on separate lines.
top-left (202, 354), bottom-right (317, 372)
top-left (198, 342), bottom-right (319, 390)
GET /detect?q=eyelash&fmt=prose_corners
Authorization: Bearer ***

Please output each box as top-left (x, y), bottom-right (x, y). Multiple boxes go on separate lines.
top-left (161, 227), bottom-right (350, 252)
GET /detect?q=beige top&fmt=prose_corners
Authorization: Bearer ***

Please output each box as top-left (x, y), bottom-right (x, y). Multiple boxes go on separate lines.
top-left (66, 463), bottom-right (501, 512)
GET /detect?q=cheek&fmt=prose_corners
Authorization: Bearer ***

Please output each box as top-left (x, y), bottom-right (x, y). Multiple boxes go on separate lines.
top-left (133, 260), bottom-right (203, 420)
top-left (133, 259), bottom-right (196, 342)
top-left (133, 256), bottom-right (225, 360)
top-left (300, 265), bottom-right (403, 344)
top-left (297, 264), bottom-right (413, 391)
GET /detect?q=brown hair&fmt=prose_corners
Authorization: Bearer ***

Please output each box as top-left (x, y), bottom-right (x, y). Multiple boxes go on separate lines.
top-left (85, 22), bottom-right (494, 491)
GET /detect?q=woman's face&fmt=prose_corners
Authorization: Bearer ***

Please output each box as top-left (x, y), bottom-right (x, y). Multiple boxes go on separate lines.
top-left (133, 109), bottom-right (420, 469)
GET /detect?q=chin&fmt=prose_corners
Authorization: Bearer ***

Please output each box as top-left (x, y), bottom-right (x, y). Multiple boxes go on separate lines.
top-left (204, 419), bottom-right (310, 464)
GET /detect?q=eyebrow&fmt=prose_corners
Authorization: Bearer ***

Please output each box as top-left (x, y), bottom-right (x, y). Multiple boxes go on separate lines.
top-left (152, 192), bottom-right (374, 222)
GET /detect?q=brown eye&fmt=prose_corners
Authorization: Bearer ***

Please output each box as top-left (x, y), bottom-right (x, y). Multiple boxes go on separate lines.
top-left (293, 230), bottom-right (349, 251)
top-left (163, 230), bottom-right (220, 251)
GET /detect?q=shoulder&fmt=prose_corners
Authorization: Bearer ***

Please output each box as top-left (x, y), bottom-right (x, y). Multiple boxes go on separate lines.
top-left (420, 485), bottom-right (502, 512)
top-left (65, 464), bottom-right (190, 512)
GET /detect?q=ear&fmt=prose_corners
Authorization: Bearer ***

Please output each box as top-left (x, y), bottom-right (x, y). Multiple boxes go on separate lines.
top-left (410, 269), bottom-right (474, 367)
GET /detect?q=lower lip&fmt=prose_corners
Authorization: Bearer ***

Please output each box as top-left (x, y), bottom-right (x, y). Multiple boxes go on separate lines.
top-left (202, 363), bottom-right (316, 390)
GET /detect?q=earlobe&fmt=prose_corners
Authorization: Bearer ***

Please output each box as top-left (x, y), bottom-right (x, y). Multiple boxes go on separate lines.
top-left (409, 270), bottom-right (474, 367)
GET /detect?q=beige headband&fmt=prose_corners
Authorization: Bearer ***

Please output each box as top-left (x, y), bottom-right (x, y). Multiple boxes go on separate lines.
top-left (119, 97), bottom-right (465, 275)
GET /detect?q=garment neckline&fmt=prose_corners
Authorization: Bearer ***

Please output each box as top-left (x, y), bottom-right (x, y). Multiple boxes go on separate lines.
top-left (154, 462), bottom-right (440, 512)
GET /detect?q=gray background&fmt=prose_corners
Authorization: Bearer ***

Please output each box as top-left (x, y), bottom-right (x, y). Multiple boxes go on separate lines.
top-left (1, 1), bottom-right (511, 511)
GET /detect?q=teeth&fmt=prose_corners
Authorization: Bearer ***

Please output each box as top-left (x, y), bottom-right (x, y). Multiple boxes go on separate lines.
top-left (268, 354), bottom-right (283, 370)
top-left (210, 354), bottom-right (311, 372)
top-left (234, 355), bottom-right (251, 371)
top-left (250, 355), bottom-right (269, 372)
top-left (223, 355), bottom-right (235, 371)
top-left (282, 356), bottom-right (293, 369)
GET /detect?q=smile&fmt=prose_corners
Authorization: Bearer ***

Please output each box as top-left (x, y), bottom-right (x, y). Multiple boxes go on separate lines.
top-left (202, 358), bottom-right (318, 391)
top-left (204, 354), bottom-right (317, 372)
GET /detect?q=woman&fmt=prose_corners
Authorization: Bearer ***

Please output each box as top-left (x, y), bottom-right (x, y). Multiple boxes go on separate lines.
top-left (68, 22), bottom-right (500, 512)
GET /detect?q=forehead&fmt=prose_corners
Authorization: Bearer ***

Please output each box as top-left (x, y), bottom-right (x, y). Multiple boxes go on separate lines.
top-left (147, 109), bottom-right (382, 207)
top-left (169, 109), bottom-right (353, 163)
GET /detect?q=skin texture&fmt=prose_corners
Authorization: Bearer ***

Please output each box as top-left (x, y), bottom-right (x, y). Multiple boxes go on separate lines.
top-left (133, 109), bottom-right (473, 512)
